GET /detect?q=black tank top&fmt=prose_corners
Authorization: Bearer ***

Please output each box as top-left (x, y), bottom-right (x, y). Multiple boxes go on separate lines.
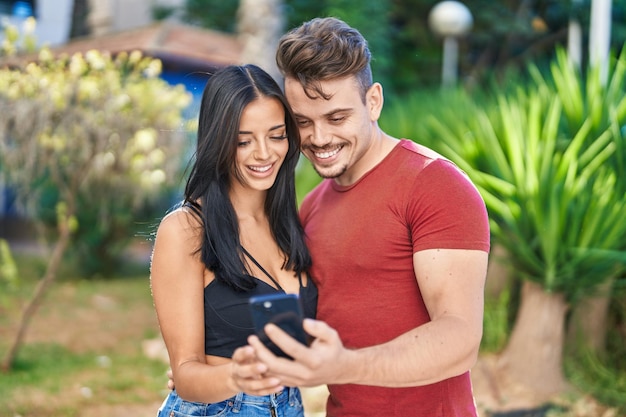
top-left (203, 247), bottom-right (318, 358)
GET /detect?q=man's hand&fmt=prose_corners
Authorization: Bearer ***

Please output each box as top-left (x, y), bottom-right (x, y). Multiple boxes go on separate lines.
top-left (248, 318), bottom-right (353, 387)
top-left (166, 352), bottom-right (285, 397)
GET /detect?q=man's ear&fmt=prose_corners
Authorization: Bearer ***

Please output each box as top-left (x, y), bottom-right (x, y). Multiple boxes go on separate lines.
top-left (366, 82), bottom-right (384, 121)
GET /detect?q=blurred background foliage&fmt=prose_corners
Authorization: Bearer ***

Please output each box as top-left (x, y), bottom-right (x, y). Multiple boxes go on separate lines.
top-left (0, 43), bottom-right (192, 278)
top-left (153, 0), bottom-right (626, 100)
top-left (1, 0), bottom-right (625, 413)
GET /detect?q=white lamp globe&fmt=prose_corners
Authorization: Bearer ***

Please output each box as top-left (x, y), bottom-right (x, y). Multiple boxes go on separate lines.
top-left (428, 1), bottom-right (473, 37)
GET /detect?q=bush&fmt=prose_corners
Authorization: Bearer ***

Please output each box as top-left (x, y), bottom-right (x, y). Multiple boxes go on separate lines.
top-left (0, 40), bottom-right (192, 277)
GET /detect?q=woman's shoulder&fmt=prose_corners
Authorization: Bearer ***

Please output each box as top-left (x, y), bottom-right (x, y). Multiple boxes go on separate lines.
top-left (156, 206), bottom-right (203, 245)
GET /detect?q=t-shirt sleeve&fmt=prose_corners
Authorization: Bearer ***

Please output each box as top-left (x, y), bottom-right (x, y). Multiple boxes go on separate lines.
top-left (408, 159), bottom-right (490, 253)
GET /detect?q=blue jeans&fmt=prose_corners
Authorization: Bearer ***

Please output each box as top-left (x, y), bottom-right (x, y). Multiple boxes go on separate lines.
top-left (157, 387), bottom-right (304, 417)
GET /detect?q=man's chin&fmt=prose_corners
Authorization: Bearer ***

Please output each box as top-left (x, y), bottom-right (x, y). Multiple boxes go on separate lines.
top-left (312, 164), bottom-right (347, 179)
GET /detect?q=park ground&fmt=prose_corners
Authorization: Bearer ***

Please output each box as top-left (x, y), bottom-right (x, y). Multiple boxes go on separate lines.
top-left (0, 241), bottom-right (616, 417)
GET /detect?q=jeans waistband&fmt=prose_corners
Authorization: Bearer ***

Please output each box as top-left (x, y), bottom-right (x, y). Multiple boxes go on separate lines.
top-left (231, 386), bottom-right (300, 411)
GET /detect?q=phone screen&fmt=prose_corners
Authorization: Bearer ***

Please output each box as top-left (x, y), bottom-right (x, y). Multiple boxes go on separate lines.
top-left (248, 293), bottom-right (307, 359)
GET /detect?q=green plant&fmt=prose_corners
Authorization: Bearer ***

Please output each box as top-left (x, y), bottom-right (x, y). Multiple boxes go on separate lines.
top-left (0, 20), bottom-right (192, 369)
top-left (0, 271), bottom-right (168, 415)
top-left (295, 156), bottom-right (322, 205)
top-left (381, 47), bottom-right (626, 402)
top-left (434, 62), bottom-right (625, 391)
top-left (0, 16), bottom-right (37, 56)
top-left (0, 239), bottom-right (18, 286)
top-left (564, 349), bottom-right (626, 414)
top-left (481, 289), bottom-right (510, 353)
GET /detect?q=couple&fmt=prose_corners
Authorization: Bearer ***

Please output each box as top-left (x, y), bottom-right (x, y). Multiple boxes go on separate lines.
top-left (150, 16), bottom-right (490, 417)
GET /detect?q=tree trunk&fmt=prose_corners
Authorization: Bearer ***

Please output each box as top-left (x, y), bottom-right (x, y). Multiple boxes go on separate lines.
top-left (566, 278), bottom-right (614, 355)
top-left (236, 0), bottom-right (284, 82)
top-left (497, 280), bottom-right (569, 397)
top-left (485, 243), bottom-right (514, 299)
top-left (1, 208), bottom-right (73, 372)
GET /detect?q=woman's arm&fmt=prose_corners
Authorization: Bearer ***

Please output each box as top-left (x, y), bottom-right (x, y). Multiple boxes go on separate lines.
top-left (150, 209), bottom-right (239, 403)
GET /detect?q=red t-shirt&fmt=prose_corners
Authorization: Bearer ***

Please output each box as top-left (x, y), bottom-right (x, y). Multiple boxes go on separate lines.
top-left (300, 140), bottom-right (490, 417)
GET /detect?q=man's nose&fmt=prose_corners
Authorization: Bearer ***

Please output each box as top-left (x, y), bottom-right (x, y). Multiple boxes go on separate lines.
top-left (309, 124), bottom-right (332, 147)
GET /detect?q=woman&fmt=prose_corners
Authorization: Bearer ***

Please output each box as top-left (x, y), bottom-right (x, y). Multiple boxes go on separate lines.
top-left (151, 64), bottom-right (317, 417)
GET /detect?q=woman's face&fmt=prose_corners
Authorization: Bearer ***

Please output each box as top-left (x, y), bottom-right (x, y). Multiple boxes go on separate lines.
top-left (233, 96), bottom-right (289, 192)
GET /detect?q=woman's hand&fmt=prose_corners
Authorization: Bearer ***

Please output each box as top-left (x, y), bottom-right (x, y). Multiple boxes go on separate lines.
top-left (230, 345), bottom-right (285, 395)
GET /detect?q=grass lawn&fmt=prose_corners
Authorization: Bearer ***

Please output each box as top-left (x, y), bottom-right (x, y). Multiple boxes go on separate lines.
top-left (0, 269), bottom-right (169, 417)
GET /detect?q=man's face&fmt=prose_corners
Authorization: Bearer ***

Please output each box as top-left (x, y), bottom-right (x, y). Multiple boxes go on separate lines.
top-left (284, 76), bottom-right (382, 186)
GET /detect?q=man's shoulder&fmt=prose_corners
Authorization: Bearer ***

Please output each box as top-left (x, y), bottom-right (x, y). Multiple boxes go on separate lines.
top-left (398, 139), bottom-right (447, 162)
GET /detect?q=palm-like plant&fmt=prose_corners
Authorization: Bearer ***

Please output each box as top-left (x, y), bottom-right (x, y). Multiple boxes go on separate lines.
top-left (540, 48), bottom-right (626, 356)
top-left (446, 90), bottom-right (624, 294)
top-left (424, 48), bottom-right (626, 397)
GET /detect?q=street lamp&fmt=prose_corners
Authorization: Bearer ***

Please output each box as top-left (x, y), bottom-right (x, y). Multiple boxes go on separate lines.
top-left (589, 0), bottom-right (612, 86)
top-left (428, 1), bottom-right (473, 87)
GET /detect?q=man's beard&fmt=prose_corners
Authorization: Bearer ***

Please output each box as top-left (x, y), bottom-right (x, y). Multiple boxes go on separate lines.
top-left (313, 163), bottom-right (348, 179)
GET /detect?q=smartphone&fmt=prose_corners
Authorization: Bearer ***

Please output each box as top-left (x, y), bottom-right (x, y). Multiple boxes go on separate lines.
top-left (248, 293), bottom-right (307, 359)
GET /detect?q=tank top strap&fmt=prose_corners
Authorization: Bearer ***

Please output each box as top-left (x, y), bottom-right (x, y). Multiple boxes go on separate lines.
top-left (240, 246), bottom-right (285, 292)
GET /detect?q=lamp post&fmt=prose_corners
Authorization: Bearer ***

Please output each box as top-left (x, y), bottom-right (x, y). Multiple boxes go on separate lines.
top-left (589, 0), bottom-right (612, 86)
top-left (428, 1), bottom-right (473, 87)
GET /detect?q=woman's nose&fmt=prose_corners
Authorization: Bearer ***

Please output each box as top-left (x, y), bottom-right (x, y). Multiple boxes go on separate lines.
top-left (254, 139), bottom-right (270, 159)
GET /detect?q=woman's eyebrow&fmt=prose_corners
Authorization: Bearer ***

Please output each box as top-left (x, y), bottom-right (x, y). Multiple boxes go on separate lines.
top-left (239, 124), bottom-right (285, 134)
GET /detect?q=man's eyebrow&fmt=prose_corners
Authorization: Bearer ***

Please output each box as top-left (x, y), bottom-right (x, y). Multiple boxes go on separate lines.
top-left (293, 108), bottom-right (352, 119)
top-left (324, 108), bottom-right (352, 117)
top-left (238, 124), bottom-right (285, 134)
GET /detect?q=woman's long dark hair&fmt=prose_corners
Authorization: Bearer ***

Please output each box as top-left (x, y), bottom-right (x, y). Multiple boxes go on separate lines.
top-left (183, 64), bottom-right (311, 291)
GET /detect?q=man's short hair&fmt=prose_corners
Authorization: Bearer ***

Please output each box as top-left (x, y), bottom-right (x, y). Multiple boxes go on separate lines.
top-left (276, 17), bottom-right (373, 102)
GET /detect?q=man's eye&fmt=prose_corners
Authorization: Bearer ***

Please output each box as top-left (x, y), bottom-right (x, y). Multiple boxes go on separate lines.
top-left (330, 116), bottom-right (345, 123)
top-left (297, 120), bottom-right (310, 127)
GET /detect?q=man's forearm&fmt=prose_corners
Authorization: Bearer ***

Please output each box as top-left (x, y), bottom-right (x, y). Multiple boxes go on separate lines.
top-left (338, 315), bottom-right (481, 387)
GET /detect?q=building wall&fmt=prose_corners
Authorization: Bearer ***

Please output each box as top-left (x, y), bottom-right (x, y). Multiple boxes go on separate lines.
top-left (89, 0), bottom-right (184, 36)
top-left (0, 0), bottom-right (74, 46)
top-left (0, 0), bottom-right (186, 45)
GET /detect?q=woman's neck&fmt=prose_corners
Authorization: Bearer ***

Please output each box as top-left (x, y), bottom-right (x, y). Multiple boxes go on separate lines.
top-left (229, 187), bottom-right (267, 224)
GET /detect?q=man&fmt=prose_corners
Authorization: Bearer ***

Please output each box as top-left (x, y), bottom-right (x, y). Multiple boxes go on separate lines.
top-left (231, 17), bottom-right (490, 417)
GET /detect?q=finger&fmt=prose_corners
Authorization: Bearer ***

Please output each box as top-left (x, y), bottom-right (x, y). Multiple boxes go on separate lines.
top-left (264, 323), bottom-right (309, 359)
top-left (246, 334), bottom-right (300, 377)
top-left (166, 368), bottom-right (175, 390)
top-left (247, 332), bottom-right (309, 387)
top-left (247, 334), bottom-right (279, 364)
top-left (302, 318), bottom-right (334, 341)
top-left (232, 345), bottom-right (264, 366)
top-left (231, 360), bottom-right (284, 395)
top-left (233, 361), bottom-right (270, 380)
top-left (233, 371), bottom-right (283, 390)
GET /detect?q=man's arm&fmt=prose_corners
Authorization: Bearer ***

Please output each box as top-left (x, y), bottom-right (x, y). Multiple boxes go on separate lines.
top-left (233, 248), bottom-right (488, 389)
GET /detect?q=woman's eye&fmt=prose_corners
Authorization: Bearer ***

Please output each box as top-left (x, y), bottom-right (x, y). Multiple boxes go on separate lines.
top-left (271, 134), bottom-right (288, 140)
top-left (237, 141), bottom-right (250, 147)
